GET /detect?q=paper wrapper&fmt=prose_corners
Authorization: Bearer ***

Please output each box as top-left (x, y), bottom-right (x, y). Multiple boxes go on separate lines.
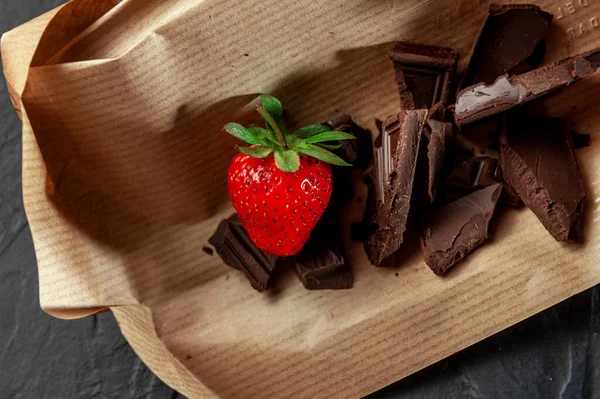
top-left (2, 0), bottom-right (600, 397)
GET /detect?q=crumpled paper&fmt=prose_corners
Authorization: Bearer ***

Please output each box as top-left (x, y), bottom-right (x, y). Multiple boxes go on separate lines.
top-left (2, 0), bottom-right (600, 397)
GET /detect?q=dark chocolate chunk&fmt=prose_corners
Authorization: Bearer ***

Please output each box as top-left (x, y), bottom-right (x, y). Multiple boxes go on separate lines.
top-left (459, 4), bottom-right (552, 89)
top-left (421, 184), bottom-right (503, 276)
top-left (390, 42), bottom-right (458, 110)
top-left (209, 214), bottom-right (278, 291)
top-left (500, 114), bottom-right (585, 242)
top-left (202, 246), bottom-right (214, 256)
top-left (413, 103), bottom-right (450, 207)
top-left (571, 131), bottom-right (591, 149)
top-left (455, 48), bottom-right (600, 127)
top-left (325, 114), bottom-right (373, 170)
top-left (364, 109), bottom-right (426, 266)
top-left (292, 212), bottom-right (353, 290)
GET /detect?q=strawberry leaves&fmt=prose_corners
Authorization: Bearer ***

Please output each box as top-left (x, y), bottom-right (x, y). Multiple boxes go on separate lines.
top-left (223, 94), bottom-right (355, 172)
top-left (302, 131), bottom-right (356, 144)
top-left (274, 150), bottom-right (301, 172)
top-left (260, 94), bottom-right (284, 125)
top-left (224, 123), bottom-right (263, 145)
top-left (237, 146), bottom-right (274, 158)
top-left (291, 124), bottom-right (331, 139)
top-left (294, 143), bottom-right (352, 166)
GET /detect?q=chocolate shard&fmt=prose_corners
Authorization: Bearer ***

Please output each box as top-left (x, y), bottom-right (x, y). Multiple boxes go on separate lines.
top-left (421, 183), bottom-right (503, 276)
top-left (459, 4), bottom-right (553, 90)
top-left (292, 212), bottom-right (353, 290)
top-left (325, 114), bottom-right (373, 170)
top-left (209, 214), bottom-right (278, 292)
top-left (455, 48), bottom-right (600, 127)
top-left (364, 109), bottom-right (427, 266)
top-left (390, 42), bottom-right (458, 110)
top-left (413, 103), bottom-right (450, 208)
top-left (500, 114), bottom-right (585, 242)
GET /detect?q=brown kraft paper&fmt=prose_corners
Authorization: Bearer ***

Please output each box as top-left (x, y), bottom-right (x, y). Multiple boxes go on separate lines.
top-left (2, 0), bottom-right (600, 397)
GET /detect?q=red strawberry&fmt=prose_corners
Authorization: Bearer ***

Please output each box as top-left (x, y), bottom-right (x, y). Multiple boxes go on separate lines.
top-left (223, 94), bottom-right (355, 256)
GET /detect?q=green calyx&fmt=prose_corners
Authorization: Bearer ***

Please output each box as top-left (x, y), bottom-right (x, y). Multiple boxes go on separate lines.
top-left (223, 94), bottom-right (355, 173)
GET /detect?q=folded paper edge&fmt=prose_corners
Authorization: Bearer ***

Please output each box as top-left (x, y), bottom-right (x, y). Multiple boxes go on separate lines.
top-left (112, 305), bottom-right (214, 398)
top-left (1, 0), bottom-right (127, 317)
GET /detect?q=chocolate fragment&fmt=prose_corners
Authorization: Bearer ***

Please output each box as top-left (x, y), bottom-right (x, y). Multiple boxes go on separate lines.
top-left (292, 212), bottom-right (353, 290)
top-left (209, 214), bottom-right (278, 292)
top-left (325, 114), bottom-right (373, 170)
top-left (364, 109), bottom-right (426, 266)
top-left (571, 131), bottom-right (591, 149)
top-left (455, 48), bottom-right (600, 126)
top-left (459, 4), bottom-right (552, 89)
top-left (500, 114), bottom-right (585, 242)
top-left (390, 42), bottom-right (458, 110)
top-left (413, 103), bottom-right (450, 207)
top-left (421, 184), bottom-right (503, 276)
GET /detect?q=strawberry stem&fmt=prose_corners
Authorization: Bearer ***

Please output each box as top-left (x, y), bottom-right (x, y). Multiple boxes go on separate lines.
top-left (257, 106), bottom-right (288, 150)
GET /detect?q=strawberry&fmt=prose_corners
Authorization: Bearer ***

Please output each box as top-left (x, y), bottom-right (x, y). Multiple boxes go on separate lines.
top-left (224, 94), bottom-right (355, 256)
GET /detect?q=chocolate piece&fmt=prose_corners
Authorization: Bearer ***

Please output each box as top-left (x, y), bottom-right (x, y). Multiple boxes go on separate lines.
top-left (325, 114), bottom-right (373, 170)
top-left (421, 184), bottom-right (503, 275)
top-left (571, 131), bottom-right (591, 149)
top-left (364, 109), bottom-right (427, 266)
top-left (292, 212), bottom-right (353, 290)
top-left (390, 42), bottom-right (458, 109)
top-left (413, 103), bottom-right (450, 207)
top-left (455, 48), bottom-right (600, 126)
top-left (209, 214), bottom-right (278, 291)
top-left (500, 114), bottom-right (585, 242)
top-left (459, 4), bottom-right (552, 89)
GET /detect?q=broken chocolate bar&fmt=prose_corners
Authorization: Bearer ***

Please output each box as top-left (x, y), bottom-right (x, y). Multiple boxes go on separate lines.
top-left (390, 42), bottom-right (458, 110)
top-left (292, 212), bottom-right (353, 290)
top-left (413, 103), bottom-right (451, 207)
top-left (421, 183), bottom-right (503, 276)
top-left (325, 114), bottom-right (373, 170)
top-left (209, 214), bottom-right (278, 292)
top-left (459, 4), bottom-right (552, 89)
top-left (455, 48), bottom-right (600, 126)
top-left (364, 109), bottom-right (427, 266)
top-left (500, 114), bottom-right (585, 242)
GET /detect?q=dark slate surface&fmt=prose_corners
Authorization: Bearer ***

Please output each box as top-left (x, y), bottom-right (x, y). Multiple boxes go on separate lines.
top-left (0, 1), bottom-right (598, 398)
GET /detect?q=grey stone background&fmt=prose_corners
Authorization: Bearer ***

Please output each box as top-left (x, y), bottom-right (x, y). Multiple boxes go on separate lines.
top-left (0, 1), bottom-right (598, 398)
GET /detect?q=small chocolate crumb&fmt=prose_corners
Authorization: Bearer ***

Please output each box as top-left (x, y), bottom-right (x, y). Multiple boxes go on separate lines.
top-left (202, 246), bottom-right (214, 256)
top-left (225, 275), bottom-right (230, 281)
top-left (185, 355), bottom-right (193, 361)
top-left (244, 53), bottom-right (249, 57)
top-left (395, 273), bottom-right (399, 277)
